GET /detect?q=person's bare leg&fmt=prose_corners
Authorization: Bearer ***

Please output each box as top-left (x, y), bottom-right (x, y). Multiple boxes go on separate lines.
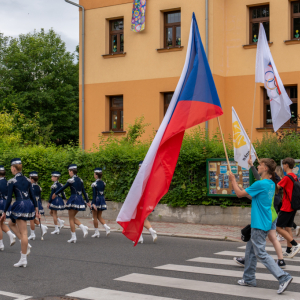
top-left (74, 211), bottom-right (81, 227)
top-left (68, 210), bottom-right (76, 232)
top-left (34, 218), bottom-right (40, 226)
top-left (0, 220), bottom-right (3, 241)
top-left (16, 220), bottom-right (28, 255)
top-left (268, 230), bottom-right (283, 260)
top-left (97, 211), bottom-right (106, 225)
top-left (1, 220), bottom-right (11, 233)
top-left (144, 219), bottom-right (151, 230)
top-left (277, 227), bottom-right (293, 248)
top-left (93, 211), bottom-right (98, 228)
top-left (30, 219), bottom-right (35, 230)
top-left (52, 210), bottom-right (58, 225)
top-left (9, 220), bottom-right (21, 240)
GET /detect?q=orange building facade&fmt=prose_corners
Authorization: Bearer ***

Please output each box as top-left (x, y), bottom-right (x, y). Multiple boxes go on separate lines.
top-left (78, 0), bottom-right (300, 150)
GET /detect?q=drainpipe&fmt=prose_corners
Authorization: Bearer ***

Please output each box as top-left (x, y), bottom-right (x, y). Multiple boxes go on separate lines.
top-left (65, 0), bottom-right (85, 150)
top-left (205, 0), bottom-right (209, 132)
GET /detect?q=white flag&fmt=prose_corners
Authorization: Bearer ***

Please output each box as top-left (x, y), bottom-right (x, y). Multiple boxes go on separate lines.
top-left (232, 107), bottom-right (256, 170)
top-left (255, 23), bottom-right (292, 132)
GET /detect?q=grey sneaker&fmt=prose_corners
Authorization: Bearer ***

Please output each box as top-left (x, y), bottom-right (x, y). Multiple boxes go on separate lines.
top-left (237, 279), bottom-right (254, 287)
top-left (234, 257), bottom-right (245, 267)
top-left (277, 277), bottom-right (293, 294)
top-left (283, 251), bottom-right (293, 258)
top-left (290, 245), bottom-right (300, 258)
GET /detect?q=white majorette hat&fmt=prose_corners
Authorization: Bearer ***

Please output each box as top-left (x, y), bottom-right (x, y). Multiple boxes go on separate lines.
top-left (0, 165), bottom-right (4, 171)
top-left (68, 164), bottom-right (77, 170)
top-left (11, 158), bottom-right (22, 165)
top-left (94, 168), bottom-right (102, 173)
top-left (51, 171), bottom-right (61, 177)
top-left (29, 171), bottom-right (38, 177)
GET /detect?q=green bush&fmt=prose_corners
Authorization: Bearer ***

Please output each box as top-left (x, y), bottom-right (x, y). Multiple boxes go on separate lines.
top-left (0, 124), bottom-right (297, 207)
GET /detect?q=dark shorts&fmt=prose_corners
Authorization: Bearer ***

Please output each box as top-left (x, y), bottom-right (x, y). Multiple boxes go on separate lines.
top-left (276, 210), bottom-right (297, 228)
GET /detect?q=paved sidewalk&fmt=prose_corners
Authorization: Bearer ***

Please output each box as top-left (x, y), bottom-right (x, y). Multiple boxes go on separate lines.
top-left (40, 215), bottom-right (300, 245)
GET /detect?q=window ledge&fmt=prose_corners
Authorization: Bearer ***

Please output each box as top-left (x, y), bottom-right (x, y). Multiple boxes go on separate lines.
top-left (256, 127), bottom-right (300, 131)
top-left (284, 39), bottom-right (300, 45)
top-left (102, 52), bottom-right (126, 59)
top-left (156, 46), bottom-right (184, 53)
top-left (102, 131), bottom-right (126, 134)
top-left (243, 42), bottom-right (273, 49)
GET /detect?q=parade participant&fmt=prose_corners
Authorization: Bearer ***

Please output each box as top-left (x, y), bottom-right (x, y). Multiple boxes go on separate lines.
top-left (91, 168), bottom-right (110, 238)
top-left (47, 171), bottom-right (66, 234)
top-left (229, 158), bottom-right (293, 294)
top-left (0, 165), bottom-right (16, 251)
top-left (234, 158), bottom-right (286, 269)
top-left (136, 161), bottom-right (157, 244)
top-left (0, 158), bottom-right (38, 267)
top-left (52, 164), bottom-right (90, 243)
top-left (28, 172), bottom-right (48, 240)
top-left (276, 157), bottom-right (300, 258)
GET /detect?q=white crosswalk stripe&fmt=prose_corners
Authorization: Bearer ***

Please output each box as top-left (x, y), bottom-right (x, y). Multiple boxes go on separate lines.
top-left (238, 245), bottom-right (283, 252)
top-left (215, 250), bottom-right (300, 261)
top-left (115, 273), bottom-right (300, 300)
top-left (0, 290), bottom-right (31, 300)
top-left (66, 287), bottom-right (180, 300)
top-left (188, 256), bottom-right (300, 272)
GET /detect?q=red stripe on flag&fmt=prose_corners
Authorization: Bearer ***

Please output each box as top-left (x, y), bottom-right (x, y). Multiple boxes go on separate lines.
top-left (118, 101), bottom-right (223, 244)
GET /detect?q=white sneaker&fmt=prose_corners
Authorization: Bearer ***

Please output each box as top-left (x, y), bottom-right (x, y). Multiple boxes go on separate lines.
top-left (28, 232), bottom-right (36, 240)
top-left (237, 279), bottom-right (254, 287)
top-left (296, 226), bottom-right (300, 236)
top-left (51, 228), bottom-right (60, 235)
top-left (91, 232), bottom-right (100, 238)
top-left (14, 254), bottom-right (27, 268)
top-left (58, 219), bottom-right (65, 230)
top-left (290, 245), bottom-right (300, 258)
top-left (41, 225), bottom-right (48, 237)
top-left (67, 236), bottom-right (77, 243)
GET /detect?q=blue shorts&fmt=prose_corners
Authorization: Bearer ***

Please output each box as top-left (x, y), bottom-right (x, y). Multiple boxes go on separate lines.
top-left (271, 217), bottom-right (278, 230)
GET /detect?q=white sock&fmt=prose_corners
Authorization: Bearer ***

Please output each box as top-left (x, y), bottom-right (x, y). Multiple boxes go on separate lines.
top-left (103, 224), bottom-right (110, 229)
top-left (21, 253), bottom-right (27, 259)
top-left (7, 230), bottom-right (14, 238)
top-left (55, 225), bottom-right (59, 231)
top-left (31, 229), bottom-right (35, 235)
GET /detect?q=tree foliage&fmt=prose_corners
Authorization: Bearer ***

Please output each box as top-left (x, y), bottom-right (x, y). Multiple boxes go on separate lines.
top-left (0, 29), bottom-right (79, 144)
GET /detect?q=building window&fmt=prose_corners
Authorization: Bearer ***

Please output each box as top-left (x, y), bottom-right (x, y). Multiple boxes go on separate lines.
top-left (291, 1), bottom-right (300, 39)
top-left (110, 19), bottom-right (124, 54)
top-left (264, 86), bottom-right (298, 128)
top-left (110, 96), bottom-right (123, 131)
top-left (164, 92), bottom-right (174, 115)
top-left (164, 11), bottom-right (181, 48)
top-left (249, 5), bottom-right (269, 44)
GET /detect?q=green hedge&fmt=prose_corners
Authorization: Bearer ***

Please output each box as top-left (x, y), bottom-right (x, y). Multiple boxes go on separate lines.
top-left (0, 128), bottom-right (298, 207)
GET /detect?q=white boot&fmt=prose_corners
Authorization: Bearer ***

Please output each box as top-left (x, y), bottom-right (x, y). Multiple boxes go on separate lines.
top-left (0, 240), bottom-right (4, 251)
top-left (133, 234), bottom-right (144, 244)
top-left (79, 224), bottom-right (88, 238)
top-left (28, 230), bottom-right (36, 240)
top-left (51, 225), bottom-right (60, 235)
top-left (149, 228), bottom-right (158, 243)
top-left (7, 231), bottom-right (16, 246)
top-left (41, 224), bottom-right (48, 237)
top-left (14, 253), bottom-right (27, 268)
top-left (67, 232), bottom-right (77, 243)
top-left (58, 218), bottom-right (65, 229)
top-left (103, 224), bottom-right (110, 236)
top-left (19, 240), bottom-right (31, 255)
top-left (91, 228), bottom-right (100, 238)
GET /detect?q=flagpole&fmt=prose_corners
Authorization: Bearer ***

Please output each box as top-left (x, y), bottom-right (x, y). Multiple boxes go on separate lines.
top-left (217, 117), bottom-right (231, 172)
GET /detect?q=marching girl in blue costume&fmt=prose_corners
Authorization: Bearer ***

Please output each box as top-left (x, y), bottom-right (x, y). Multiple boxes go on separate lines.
top-left (91, 168), bottom-right (110, 238)
top-left (52, 164), bottom-right (90, 243)
top-left (48, 171), bottom-right (66, 234)
top-left (0, 158), bottom-right (38, 267)
top-left (28, 171), bottom-right (48, 240)
top-left (0, 165), bottom-right (16, 251)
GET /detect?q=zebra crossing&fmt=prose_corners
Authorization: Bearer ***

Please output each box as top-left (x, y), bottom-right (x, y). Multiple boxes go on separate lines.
top-left (67, 244), bottom-right (300, 300)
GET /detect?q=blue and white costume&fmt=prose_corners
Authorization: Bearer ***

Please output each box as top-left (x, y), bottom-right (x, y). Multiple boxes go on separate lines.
top-left (4, 159), bottom-right (37, 223)
top-left (49, 172), bottom-right (66, 211)
top-left (55, 165), bottom-right (89, 211)
top-left (29, 171), bottom-right (44, 215)
top-left (0, 171), bottom-right (8, 216)
top-left (91, 179), bottom-right (107, 211)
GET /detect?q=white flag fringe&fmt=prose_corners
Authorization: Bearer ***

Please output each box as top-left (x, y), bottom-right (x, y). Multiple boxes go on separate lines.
top-left (255, 23), bottom-right (292, 132)
top-left (232, 107), bottom-right (256, 170)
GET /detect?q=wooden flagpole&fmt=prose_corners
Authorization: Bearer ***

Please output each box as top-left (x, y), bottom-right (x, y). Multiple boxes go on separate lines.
top-left (217, 117), bottom-right (231, 172)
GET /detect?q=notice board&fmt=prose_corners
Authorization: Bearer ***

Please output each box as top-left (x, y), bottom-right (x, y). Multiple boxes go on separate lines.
top-left (207, 158), bottom-right (255, 197)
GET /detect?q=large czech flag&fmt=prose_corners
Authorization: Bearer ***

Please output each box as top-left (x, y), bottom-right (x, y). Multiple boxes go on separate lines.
top-left (117, 13), bottom-right (223, 245)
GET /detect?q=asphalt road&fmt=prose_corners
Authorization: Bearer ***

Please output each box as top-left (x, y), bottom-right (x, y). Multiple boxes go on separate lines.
top-left (0, 228), bottom-right (300, 300)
